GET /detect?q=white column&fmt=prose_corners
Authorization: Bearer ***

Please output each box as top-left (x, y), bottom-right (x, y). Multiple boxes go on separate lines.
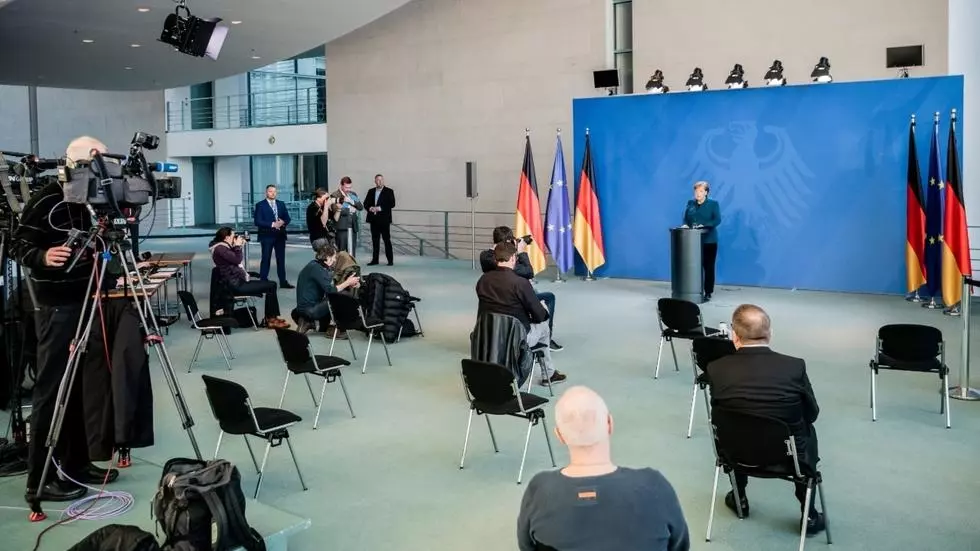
top-left (949, 0), bottom-right (980, 271)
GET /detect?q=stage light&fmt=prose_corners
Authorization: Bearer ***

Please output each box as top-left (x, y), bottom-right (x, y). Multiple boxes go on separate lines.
top-left (810, 57), bottom-right (832, 83)
top-left (764, 60), bottom-right (786, 86)
top-left (645, 70), bottom-right (669, 94)
top-left (686, 67), bottom-right (707, 91)
top-left (159, 2), bottom-right (229, 60)
top-left (725, 63), bottom-right (747, 89)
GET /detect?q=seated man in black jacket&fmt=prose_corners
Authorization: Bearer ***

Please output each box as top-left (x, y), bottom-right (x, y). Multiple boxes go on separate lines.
top-left (294, 241), bottom-right (360, 336)
top-left (476, 242), bottom-right (566, 385)
top-left (705, 304), bottom-right (825, 537)
top-left (479, 226), bottom-right (562, 351)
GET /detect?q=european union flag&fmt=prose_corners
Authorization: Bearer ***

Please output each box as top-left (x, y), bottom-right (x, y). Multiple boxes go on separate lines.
top-left (545, 133), bottom-right (573, 274)
top-left (923, 116), bottom-right (945, 299)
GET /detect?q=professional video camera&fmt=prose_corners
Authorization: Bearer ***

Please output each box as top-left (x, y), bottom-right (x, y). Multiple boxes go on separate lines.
top-left (0, 152), bottom-right (60, 218)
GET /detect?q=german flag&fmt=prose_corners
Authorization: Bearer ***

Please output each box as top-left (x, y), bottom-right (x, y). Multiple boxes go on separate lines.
top-left (573, 131), bottom-right (606, 273)
top-left (941, 111), bottom-right (971, 307)
top-left (906, 118), bottom-right (926, 294)
top-left (515, 134), bottom-right (547, 274)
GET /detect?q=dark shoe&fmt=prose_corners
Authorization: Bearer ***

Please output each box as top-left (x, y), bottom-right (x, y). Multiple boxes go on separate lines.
top-left (25, 479), bottom-right (87, 503)
top-left (549, 339), bottom-right (563, 352)
top-left (703, 293), bottom-right (712, 302)
top-left (296, 319), bottom-right (314, 334)
top-left (367, 261), bottom-right (379, 266)
top-left (542, 371), bottom-right (567, 386)
top-left (68, 463), bottom-right (119, 485)
top-left (725, 491), bottom-right (750, 518)
top-left (331, 330), bottom-right (349, 340)
top-left (386, 261), bottom-right (393, 266)
top-left (279, 282), bottom-right (295, 289)
top-left (804, 512), bottom-right (826, 536)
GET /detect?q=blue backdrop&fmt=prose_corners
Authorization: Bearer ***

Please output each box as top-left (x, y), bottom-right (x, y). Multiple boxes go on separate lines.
top-left (572, 76), bottom-right (964, 295)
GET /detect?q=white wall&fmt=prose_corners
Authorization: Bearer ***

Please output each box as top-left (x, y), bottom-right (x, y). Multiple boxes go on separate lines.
top-left (633, 0), bottom-right (948, 91)
top-left (166, 123), bottom-right (327, 157)
top-left (0, 86), bottom-right (30, 152)
top-left (949, 0), bottom-right (980, 270)
top-left (214, 156), bottom-right (250, 224)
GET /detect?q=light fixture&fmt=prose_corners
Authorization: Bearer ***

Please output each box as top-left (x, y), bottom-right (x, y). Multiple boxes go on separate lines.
top-left (231, 20), bottom-right (242, 25)
top-left (645, 70), bottom-right (669, 94)
top-left (159, 3), bottom-right (229, 60)
top-left (811, 56), bottom-right (832, 83)
top-left (251, 55), bottom-right (261, 60)
top-left (725, 63), bottom-right (747, 89)
top-left (131, 43), bottom-right (141, 48)
top-left (764, 60), bottom-right (786, 86)
top-left (82, 39), bottom-right (94, 44)
top-left (137, 7), bottom-right (150, 12)
top-left (686, 67), bottom-right (707, 91)
top-left (124, 66), bottom-right (133, 70)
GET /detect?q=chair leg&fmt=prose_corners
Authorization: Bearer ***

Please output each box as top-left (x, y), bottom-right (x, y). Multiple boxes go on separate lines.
top-left (347, 331), bottom-right (358, 360)
top-left (243, 436), bottom-right (260, 474)
top-left (541, 416), bottom-right (556, 467)
top-left (190, 334), bottom-right (205, 373)
top-left (702, 387), bottom-right (712, 423)
top-left (304, 374), bottom-right (318, 407)
top-left (379, 332), bottom-right (392, 366)
top-left (254, 440), bottom-right (272, 499)
top-left (817, 482), bottom-right (832, 544)
top-left (655, 337), bottom-right (665, 379)
top-left (329, 328), bottom-right (337, 356)
top-left (219, 330), bottom-right (236, 359)
top-left (459, 409), bottom-right (474, 469)
top-left (705, 465), bottom-right (721, 542)
top-left (313, 377), bottom-right (329, 430)
top-left (247, 300), bottom-right (259, 330)
top-left (943, 371), bottom-right (951, 429)
top-left (213, 431), bottom-right (224, 459)
top-left (687, 383), bottom-right (698, 439)
top-left (729, 471), bottom-right (746, 519)
top-left (277, 372), bottom-right (290, 409)
top-left (337, 373), bottom-right (355, 419)
top-left (361, 332), bottom-right (374, 374)
top-left (670, 339), bottom-right (680, 371)
top-left (285, 436), bottom-right (308, 491)
top-left (485, 415), bottom-right (499, 452)
top-left (413, 307), bottom-right (424, 337)
top-left (517, 418), bottom-right (534, 485)
top-left (871, 369), bottom-right (878, 421)
top-left (798, 482), bottom-right (813, 551)
top-left (215, 333), bottom-right (233, 371)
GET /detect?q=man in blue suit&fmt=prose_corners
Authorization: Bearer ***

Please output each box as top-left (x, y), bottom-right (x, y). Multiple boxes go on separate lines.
top-left (253, 184), bottom-right (294, 288)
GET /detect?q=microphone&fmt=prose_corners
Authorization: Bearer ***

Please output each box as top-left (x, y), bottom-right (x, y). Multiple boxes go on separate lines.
top-left (149, 162), bottom-right (179, 173)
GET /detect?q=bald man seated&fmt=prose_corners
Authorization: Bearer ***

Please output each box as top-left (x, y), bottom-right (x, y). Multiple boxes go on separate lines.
top-left (705, 304), bottom-right (825, 536)
top-left (517, 386), bottom-right (690, 551)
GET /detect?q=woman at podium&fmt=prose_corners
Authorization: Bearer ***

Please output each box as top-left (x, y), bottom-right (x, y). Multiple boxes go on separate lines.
top-left (682, 181), bottom-right (721, 301)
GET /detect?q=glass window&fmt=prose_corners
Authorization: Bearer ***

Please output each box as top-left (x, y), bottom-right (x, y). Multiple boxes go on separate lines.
top-left (247, 57), bottom-right (326, 126)
top-left (615, 52), bottom-right (633, 95)
top-left (613, 1), bottom-right (632, 54)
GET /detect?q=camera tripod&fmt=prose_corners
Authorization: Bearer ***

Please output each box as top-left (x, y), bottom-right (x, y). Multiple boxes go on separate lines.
top-left (0, 222), bottom-right (33, 476)
top-left (29, 222), bottom-right (202, 519)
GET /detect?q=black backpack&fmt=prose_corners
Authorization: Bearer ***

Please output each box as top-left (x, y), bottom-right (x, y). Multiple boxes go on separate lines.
top-left (152, 458), bottom-right (266, 551)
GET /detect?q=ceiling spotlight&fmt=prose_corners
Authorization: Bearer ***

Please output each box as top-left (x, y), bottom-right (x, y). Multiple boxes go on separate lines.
top-left (82, 39), bottom-right (94, 44)
top-left (159, 4), bottom-right (230, 60)
top-left (764, 60), bottom-right (786, 86)
top-left (131, 43), bottom-right (141, 48)
top-left (811, 56), bottom-right (832, 83)
top-left (231, 20), bottom-right (243, 25)
top-left (725, 63), bottom-right (748, 89)
top-left (686, 67), bottom-right (707, 92)
top-left (124, 66), bottom-right (133, 70)
top-left (137, 7), bottom-right (150, 12)
top-left (251, 55), bottom-right (261, 60)
top-left (645, 70), bottom-right (669, 94)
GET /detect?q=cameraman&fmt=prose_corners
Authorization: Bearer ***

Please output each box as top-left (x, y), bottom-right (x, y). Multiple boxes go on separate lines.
top-left (479, 226), bottom-right (562, 351)
top-left (11, 136), bottom-right (118, 504)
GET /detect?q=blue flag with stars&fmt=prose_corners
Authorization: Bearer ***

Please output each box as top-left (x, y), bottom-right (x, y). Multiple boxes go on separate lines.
top-left (923, 117), bottom-right (945, 298)
top-left (545, 133), bottom-right (573, 273)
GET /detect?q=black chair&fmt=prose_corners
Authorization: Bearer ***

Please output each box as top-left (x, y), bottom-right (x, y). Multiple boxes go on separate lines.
top-left (706, 407), bottom-right (832, 550)
top-left (177, 291), bottom-right (238, 372)
top-left (327, 292), bottom-right (392, 374)
top-left (201, 375), bottom-right (308, 499)
top-left (656, 298), bottom-right (720, 379)
top-left (529, 342), bottom-right (554, 397)
top-left (458, 359), bottom-right (556, 484)
top-left (687, 336), bottom-right (736, 438)
top-left (274, 328), bottom-right (355, 429)
top-left (397, 295), bottom-right (425, 342)
top-left (869, 324), bottom-right (950, 428)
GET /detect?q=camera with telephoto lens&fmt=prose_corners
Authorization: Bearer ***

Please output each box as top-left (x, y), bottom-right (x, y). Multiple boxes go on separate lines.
top-left (241, 231), bottom-right (251, 243)
top-left (517, 235), bottom-right (533, 245)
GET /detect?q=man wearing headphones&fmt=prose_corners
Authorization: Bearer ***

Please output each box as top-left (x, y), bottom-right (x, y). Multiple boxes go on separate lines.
top-left (682, 181), bottom-right (722, 302)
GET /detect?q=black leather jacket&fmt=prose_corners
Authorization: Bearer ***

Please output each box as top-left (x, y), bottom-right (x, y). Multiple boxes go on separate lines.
top-left (471, 312), bottom-right (532, 386)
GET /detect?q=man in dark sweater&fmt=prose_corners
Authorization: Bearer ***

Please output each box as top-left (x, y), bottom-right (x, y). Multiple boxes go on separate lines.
top-left (294, 241), bottom-right (360, 335)
top-left (476, 242), bottom-right (565, 385)
top-left (11, 136), bottom-right (119, 504)
top-left (518, 386), bottom-right (689, 551)
top-left (479, 226), bottom-right (562, 351)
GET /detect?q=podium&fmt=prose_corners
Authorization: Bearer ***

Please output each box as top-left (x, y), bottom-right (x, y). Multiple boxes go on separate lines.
top-left (670, 227), bottom-right (705, 303)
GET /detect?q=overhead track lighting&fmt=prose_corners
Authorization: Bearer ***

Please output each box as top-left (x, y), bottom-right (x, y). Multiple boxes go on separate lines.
top-left (645, 70), bottom-right (669, 94)
top-left (725, 64), bottom-right (747, 89)
top-left (810, 57), bottom-right (832, 83)
top-left (686, 67), bottom-right (707, 92)
top-left (764, 60), bottom-right (786, 86)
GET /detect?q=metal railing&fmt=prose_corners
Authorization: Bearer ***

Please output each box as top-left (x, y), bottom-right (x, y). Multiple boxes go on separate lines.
top-left (166, 89), bottom-right (326, 132)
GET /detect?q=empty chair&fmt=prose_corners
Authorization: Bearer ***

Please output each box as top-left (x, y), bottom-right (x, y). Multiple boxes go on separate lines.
top-left (869, 324), bottom-right (950, 428)
top-left (706, 407), bottom-right (832, 551)
top-left (458, 359), bottom-right (556, 485)
top-left (274, 328), bottom-right (354, 429)
top-left (327, 292), bottom-right (392, 374)
top-left (201, 375), bottom-right (308, 499)
top-left (687, 336), bottom-right (736, 438)
top-left (177, 290), bottom-right (238, 372)
top-left (656, 298), bottom-right (721, 378)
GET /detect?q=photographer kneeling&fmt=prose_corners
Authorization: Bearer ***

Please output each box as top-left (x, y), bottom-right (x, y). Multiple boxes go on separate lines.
top-left (294, 240), bottom-right (360, 335)
top-left (12, 136), bottom-right (119, 503)
top-left (210, 227), bottom-right (288, 328)
top-left (479, 226), bottom-right (562, 351)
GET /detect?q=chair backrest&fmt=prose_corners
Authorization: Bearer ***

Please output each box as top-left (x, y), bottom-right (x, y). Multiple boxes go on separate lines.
top-left (711, 406), bottom-right (802, 476)
top-left (878, 324), bottom-right (943, 362)
top-left (275, 328), bottom-right (314, 367)
top-left (691, 336), bottom-right (736, 372)
top-left (201, 375), bottom-right (258, 434)
top-left (658, 298), bottom-right (702, 331)
top-left (470, 313), bottom-right (531, 383)
top-left (209, 267), bottom-right (235, 317)
top-left (177, 291), bottom-right (201, 321)
top-left (460, 359), bottom-right (519, 406)
top-left (327, 292), bottom-right (364, 327)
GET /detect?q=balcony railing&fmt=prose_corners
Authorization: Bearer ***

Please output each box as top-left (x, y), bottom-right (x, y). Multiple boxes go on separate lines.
top-left (166, 89), bottom-right (326, 132)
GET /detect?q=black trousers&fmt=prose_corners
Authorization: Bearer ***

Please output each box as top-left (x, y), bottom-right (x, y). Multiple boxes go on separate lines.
top-left (734, 430), bottom-right (819, 514)
top-left (259, 236), bottom-right (287, 283)
top-left (702, 242), bottom-right (718, 295)
top-left (370, 222), bottom-right (393, 264)
top-left (336, 228), bottom-right (358, 257)
top-left (28, 303), bottom-right (89, 489)
top-left (232, 280), bottom-right (280, 318)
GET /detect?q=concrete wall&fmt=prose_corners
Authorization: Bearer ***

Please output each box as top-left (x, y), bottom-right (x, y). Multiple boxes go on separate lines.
top-left (166, 124), bottom-right (327, 157)
top-left (632, 0), bottom-right (948, 91)
top-left (948, 0), bottom-right (980, 272)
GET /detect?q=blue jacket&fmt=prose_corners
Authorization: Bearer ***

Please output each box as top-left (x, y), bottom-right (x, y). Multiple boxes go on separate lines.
top-left (254, 199), bottom-right (291, 239)
top-left (683, 199), bottom-right (721, 244)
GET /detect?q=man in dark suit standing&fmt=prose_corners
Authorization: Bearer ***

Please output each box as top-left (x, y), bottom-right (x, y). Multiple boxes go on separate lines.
top-left (705, 304), bottom-right (825, 536)
top-left (253, 184), bottom-right (294, 288)
top-left (363, 173), bottom-right (396, 266)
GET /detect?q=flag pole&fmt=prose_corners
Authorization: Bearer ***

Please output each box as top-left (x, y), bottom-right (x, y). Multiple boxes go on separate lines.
top-left (923, 111), bottom-right (943, 309)
top-left (907, 113), bottom-right (923, 303)
top-left (944, 108), bottom-right (962, 316)
top-left (950, 275), bottom-right (980, 400)
top-left (554, 127), bottom-right (565, 284)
